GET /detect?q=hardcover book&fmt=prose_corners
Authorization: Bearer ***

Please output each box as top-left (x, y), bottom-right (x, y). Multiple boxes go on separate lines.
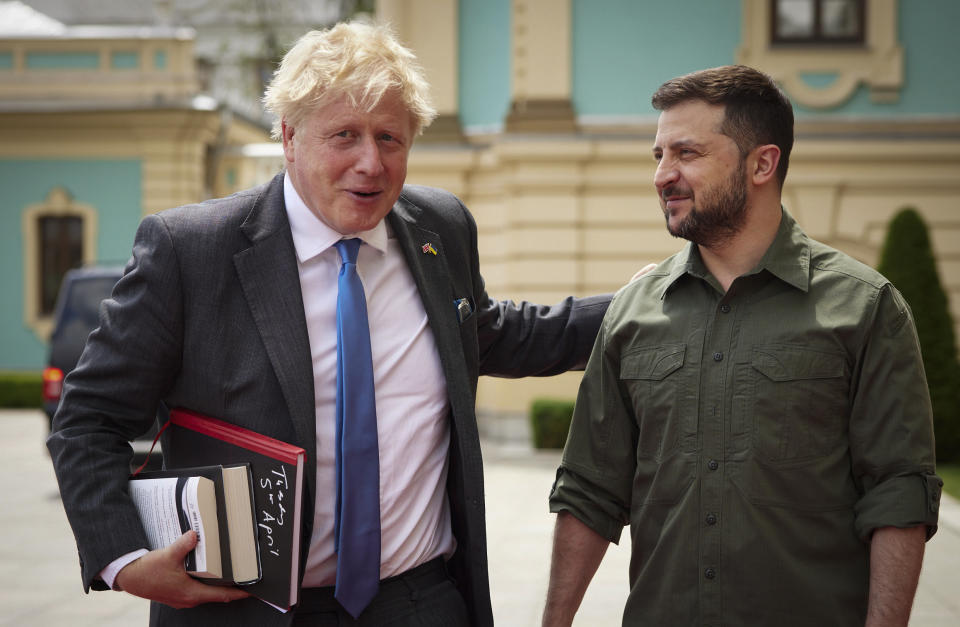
top-left (161, 408), bottom-right (307, 611)
top-left (130, 464), bottom-right (259, 584)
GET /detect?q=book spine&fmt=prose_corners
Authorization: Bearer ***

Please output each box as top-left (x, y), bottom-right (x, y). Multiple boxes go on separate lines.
top-left (181, 476), bottom-right (206, 574)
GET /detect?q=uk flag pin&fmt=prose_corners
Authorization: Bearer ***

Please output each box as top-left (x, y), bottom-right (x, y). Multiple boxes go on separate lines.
top-left (422, 242), bottom-right (438, 255)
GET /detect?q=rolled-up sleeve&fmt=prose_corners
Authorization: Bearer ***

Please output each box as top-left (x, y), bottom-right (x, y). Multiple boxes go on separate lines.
top-left (550, 467), bottom-right (629, 543)
top-left (549, 310), bottom-right (636, 543)
top-left (849, 284), bottom-right (941, 540)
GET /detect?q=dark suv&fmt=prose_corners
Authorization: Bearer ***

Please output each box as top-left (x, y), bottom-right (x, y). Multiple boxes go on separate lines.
top-left (43, 265), bottom-right (162, 469)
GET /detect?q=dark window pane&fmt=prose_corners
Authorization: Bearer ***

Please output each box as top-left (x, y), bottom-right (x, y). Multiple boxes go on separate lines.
top-left (772, 0), bottom-right (864, 44)
top-left (823, 0), bottom-right (859, 37)
top-left (38, 216), bottom-right (83, 316)
top-left (61, 277), bottom-right (117, 329)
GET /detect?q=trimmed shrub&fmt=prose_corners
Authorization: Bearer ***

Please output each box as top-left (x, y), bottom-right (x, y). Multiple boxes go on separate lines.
top-left (530, 398), bottom-right (575, 449)
top-left (877, 208), bottom-right (960, 462)
top-left (0, 372), bottom-right (43, 409)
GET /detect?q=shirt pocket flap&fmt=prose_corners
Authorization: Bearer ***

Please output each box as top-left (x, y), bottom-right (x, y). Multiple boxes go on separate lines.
top-left (621, 344), bottom-right (686, 381)
top-left (751, 346), bottom-right (846, 382)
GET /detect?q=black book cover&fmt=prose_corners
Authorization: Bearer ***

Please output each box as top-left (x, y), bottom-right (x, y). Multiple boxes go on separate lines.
top-left (162, 408), bottom-right (306, 611)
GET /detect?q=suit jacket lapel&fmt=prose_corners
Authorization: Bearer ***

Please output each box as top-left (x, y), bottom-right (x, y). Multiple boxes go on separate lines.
top-left (233, 175), bottom-right (317, 499)
top-left (389, 195), bottom-right (490, 625)
top-left (388, 204), bottom-right (475, 423)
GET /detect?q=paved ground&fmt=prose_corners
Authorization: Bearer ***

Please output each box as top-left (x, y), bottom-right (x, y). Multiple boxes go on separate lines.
top-left (3, 409), bottom-right (958, 626)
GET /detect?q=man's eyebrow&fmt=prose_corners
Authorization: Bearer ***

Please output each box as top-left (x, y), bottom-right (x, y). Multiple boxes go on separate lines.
top-left (652, 139), bottom-right (706, 153)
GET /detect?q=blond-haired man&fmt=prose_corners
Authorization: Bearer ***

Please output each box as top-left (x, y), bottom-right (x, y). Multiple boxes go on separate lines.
top-left (49, 22), bottom-right (610, 626)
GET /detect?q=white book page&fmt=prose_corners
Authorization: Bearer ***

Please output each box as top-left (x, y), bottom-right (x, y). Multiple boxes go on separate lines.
top-left (181, 476), bottom-right (207, 573)
top-left (129, 477), bottom-right (183, 551)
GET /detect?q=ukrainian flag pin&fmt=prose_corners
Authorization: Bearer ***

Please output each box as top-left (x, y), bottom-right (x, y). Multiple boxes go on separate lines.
top-left (422, 242), bottom-right (438, 255)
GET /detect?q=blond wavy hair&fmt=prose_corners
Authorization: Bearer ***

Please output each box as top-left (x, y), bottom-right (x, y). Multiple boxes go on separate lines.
top-left (263, 21), bottom-right (437, 139)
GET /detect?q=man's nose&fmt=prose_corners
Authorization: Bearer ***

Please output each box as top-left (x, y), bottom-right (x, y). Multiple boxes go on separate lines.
top-left (354, 136), bottom-right (384, 175)
top-left (654, 160), bottom-right (678, 192)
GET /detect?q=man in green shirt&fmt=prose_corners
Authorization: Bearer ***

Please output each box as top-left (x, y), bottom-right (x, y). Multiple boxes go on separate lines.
top-left (542, 65), bottom-right (942, 627)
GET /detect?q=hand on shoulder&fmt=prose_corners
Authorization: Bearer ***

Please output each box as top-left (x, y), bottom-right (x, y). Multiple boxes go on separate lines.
top-left (629, 263), bottom-right (658, 283)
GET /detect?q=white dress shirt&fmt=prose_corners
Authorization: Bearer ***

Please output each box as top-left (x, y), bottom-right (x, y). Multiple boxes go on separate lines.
top-left (101, 174), bottom-right (454, 590)
top-left (284, 174), bottom-right (454, 587)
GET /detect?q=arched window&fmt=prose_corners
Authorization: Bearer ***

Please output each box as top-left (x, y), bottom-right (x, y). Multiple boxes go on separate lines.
top-left (22, 187), bottom-right (97, 340)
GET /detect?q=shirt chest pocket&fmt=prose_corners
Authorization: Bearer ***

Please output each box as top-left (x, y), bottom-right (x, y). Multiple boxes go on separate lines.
top-left (620, 344), bottom-right (695, 460)
top-left (743, 345), bottom-right (849, 463)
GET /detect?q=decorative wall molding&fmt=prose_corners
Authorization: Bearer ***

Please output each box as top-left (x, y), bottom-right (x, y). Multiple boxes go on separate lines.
top-left (737, 0), bottom-right (903, 109)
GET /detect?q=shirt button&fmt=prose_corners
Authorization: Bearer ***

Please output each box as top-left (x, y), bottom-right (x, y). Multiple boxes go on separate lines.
top-left (707, 459), bottom-right (719, 471)
top-left (713, 352), bottom-right (723, 362)
top-left (705, 567), bottom-right (717, 580)
top-left (720, 304), bottom-right (731, 314)
top-left (706, 513), bottom-right (718, 525)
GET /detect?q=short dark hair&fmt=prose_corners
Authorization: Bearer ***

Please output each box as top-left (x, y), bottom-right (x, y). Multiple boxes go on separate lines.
top-left (652, 65), bottom-right (794, 187)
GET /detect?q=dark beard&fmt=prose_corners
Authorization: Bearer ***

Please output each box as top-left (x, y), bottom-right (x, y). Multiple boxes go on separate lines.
top-left (666, 158), bottom-right (748, 248)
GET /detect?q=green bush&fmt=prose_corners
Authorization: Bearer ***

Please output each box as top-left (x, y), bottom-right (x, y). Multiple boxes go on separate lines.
top-left (0, 371), bottom-right (43, 409)
top-left (937, 464), bottom-right (960, 501)
top-left (530, 398), bottom-right (576, 449)
top-left (877, 208), bottom-right (960, 462)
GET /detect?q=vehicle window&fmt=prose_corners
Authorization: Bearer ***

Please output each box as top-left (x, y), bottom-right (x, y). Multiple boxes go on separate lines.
top-left (56, 277), bottom-right (118, 332)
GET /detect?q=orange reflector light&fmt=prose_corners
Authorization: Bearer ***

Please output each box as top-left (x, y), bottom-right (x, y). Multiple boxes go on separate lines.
top-left (42, 367), bottom-right (64, 402)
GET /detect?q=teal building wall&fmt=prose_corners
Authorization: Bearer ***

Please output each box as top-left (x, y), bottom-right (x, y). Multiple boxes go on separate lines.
top-left (458, 0), bottom-right (511, 132)
top-left (0, 159), bottom-right (141, 370)
top-left (572, 0), bottom-right (741, 118)
top-left (456, 0), bottom-right (960, 129)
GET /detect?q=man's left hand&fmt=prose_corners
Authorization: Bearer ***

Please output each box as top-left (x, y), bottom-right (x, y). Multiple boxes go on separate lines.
top-left (630, 263), bottom-right (658, 283)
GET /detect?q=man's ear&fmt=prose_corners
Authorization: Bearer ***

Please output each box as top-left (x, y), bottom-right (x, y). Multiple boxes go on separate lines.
top-left (751, 144), bottom-right (781, 186)
top-left (281, 119), bottom-right (295, 162)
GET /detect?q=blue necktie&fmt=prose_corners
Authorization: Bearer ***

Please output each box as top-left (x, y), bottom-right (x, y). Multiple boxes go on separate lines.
top-left (333, 238), bottom-right (380, 618)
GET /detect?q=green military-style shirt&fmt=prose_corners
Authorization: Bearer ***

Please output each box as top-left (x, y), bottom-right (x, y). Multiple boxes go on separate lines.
top-left (550, 209), bottom-right (942, 626)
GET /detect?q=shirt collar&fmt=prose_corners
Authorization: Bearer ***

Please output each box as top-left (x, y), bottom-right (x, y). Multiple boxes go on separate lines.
top-left (283, 171), bottom-right (389, 264)
top-left (659, 206), bottom-right (811, 299)
top-left (757, 207), bottom-right (810, 292)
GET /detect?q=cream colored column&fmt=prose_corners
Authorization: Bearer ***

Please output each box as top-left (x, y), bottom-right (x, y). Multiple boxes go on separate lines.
top-left (505, 0), bottom-right (576, 133)
top-left (135, 111), bottom-right (220, 215)
top-left (377, 0), bottom-right (464, 142)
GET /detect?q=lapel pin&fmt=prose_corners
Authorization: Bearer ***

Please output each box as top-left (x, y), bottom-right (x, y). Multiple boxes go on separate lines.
top-left (422, 242), bottom-right (438, 256)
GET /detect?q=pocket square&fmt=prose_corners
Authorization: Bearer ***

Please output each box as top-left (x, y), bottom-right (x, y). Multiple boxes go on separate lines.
top-left (454, 297), bottom-right (473, 323)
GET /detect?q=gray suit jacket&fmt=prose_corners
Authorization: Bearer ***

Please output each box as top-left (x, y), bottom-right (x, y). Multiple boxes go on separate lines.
top-left (47, 174), bottom-right (610, 626)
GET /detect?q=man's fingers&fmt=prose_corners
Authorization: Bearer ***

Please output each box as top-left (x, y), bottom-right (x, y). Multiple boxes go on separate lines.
top-left (213, 585), bottom-right (253, 603)
top-left (630, 263), bottom-right (658, 283)
top-left (162, 531), bottom-right (251, 604)
top-left (164, 577), bottom-right (252, 608)
top-left (116, 530), bottom-right (250, 608)
top-left (165, 530), bottom-right (199, 562)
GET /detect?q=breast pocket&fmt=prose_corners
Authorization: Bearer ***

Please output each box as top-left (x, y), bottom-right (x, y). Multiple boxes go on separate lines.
top-left (454, 296), bottom-right (479, 367)
top-left (620, 344), bottom-right (693, 460)
top-left (746, 345), bottom-right (849, 463)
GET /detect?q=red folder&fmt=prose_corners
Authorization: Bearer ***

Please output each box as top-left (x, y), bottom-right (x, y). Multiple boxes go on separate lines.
top-left (164, 408), bottom-right (306, 611)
